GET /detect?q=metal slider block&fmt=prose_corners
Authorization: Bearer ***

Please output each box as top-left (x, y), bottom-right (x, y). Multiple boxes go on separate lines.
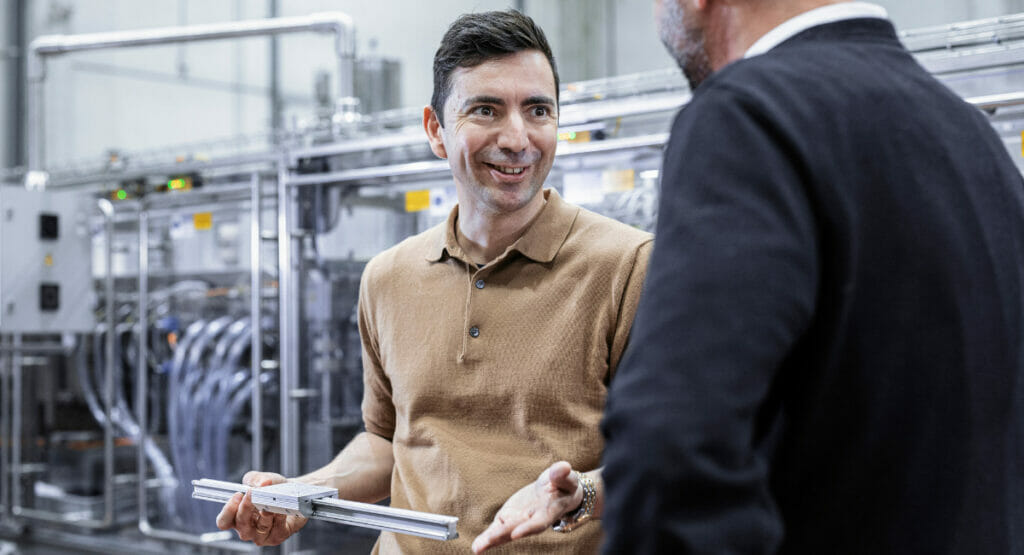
top-left (191, 479), bottom-right (459, 541)
top-left (250, 482), bottom-right (337, 518)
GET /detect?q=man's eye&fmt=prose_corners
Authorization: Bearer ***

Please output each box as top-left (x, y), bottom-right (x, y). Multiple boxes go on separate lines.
top-left (532, 106), bottom-right (551, 117)
top-left (474, 106), bottom-right (494, 116)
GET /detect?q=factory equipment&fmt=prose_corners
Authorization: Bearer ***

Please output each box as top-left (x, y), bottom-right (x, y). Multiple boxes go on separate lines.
top-left (0, 187), bottom-right (93, 333)
top-left (3, 10), bottom-right (1024, 555)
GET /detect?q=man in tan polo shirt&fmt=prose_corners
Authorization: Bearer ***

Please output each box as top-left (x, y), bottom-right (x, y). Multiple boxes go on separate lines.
top-left (215, 10), bottom-right (652, 553)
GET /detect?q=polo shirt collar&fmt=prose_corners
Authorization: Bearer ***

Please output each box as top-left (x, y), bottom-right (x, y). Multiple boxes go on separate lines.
top-left (424, 188), bottom-right (578, 264)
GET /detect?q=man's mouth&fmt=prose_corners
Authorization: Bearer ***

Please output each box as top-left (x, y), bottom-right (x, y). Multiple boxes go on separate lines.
top-left (485, 163), bottom-right (526, 175)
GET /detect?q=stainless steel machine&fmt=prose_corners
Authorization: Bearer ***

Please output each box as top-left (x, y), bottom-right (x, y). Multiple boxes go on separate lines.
top-left (2, 11), bottom-right (1024, 554)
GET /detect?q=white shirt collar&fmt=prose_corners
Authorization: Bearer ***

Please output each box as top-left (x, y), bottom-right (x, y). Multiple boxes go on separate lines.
top-left (744, 2), bottom-right (889, 58)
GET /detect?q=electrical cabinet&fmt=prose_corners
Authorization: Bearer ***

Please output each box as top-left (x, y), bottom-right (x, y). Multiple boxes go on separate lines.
top-left (0, 186), bottom-right (94, 332)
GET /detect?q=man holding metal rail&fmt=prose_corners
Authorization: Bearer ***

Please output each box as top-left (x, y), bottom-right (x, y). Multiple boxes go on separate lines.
top-left (215, 9), bottom-right (652, 553)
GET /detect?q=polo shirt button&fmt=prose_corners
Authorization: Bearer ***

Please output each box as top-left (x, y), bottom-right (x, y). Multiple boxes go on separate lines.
top-left (469, 326), bottom-right (480, 338)
top-left (475, 279), bottom-right (485, 289)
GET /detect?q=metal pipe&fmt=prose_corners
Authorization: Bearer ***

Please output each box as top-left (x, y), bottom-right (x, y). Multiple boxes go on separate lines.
top-left (137, 205), bottom-right (152, 535)
top-left (250, 172), bottom-right (263, 471)
top-left (0, 335), bottom-right (9, 521)
top-left (0, 343), bottom-right (74, 354)
top-left (277, 153), bottom-right (298, 481)
top-left (966, 91), bottom-right (1024, 111)
top-left (102, 199), bottom-right (117, 528)
top-left (9, 335), bottom-right (19, 518)
top-left (5, 0), bottom-right (27, 169)
top-left (26, 11), bottom-right (355, 186)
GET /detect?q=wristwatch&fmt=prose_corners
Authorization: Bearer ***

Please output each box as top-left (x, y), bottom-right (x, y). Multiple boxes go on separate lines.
top-left (553, 471), bottom-right (596, 533)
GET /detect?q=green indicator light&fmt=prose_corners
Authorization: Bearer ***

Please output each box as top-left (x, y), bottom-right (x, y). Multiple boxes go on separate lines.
top-left (168, 178), bottom-right (183, 190)
top-left (116, 189), bottom-right (127, 200)
top-left (569, 131), bottom-right (577, 140)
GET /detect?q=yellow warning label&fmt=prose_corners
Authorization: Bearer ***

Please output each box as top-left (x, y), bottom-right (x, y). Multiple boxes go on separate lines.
top-left (193, 212), bottom-right (213, 230)
top-left (405, 190), bottom-right (431, 213)
top-left (44, 254), bottom-right (53, 267)
top-left (602, 169), bottom-right (636, 192)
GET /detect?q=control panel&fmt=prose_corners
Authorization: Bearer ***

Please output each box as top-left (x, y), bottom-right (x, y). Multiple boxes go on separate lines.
top-left (0, 186), bottom-right (94, 332)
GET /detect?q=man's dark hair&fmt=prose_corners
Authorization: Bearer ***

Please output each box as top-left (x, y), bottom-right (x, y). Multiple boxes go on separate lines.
top-left (431, 9), bottom-right (559, 127)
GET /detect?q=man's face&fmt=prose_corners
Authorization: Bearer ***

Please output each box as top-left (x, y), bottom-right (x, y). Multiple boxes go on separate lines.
top-left (655, 0), bottom-right (713, 90)
top-left (425, 50), bottom-right (558, 215)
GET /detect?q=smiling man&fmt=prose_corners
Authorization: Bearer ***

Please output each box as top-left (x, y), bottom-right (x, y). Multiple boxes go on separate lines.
top-left (215, 10), bottom-right (652, 554)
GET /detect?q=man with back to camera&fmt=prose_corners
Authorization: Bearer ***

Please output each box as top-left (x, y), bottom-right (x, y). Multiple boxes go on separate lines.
top-left (213, 9), bottom-right (653, 553)
top-left (601, 0), bottom-right (1024, 553)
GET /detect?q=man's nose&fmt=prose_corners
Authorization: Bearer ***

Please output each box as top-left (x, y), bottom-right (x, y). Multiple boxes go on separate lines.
top-left (496, 112), bottom-right (529, 153)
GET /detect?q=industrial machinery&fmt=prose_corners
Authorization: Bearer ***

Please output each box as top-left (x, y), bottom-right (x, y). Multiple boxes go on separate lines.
top-left (3, 11), bottom-right (1024, 555)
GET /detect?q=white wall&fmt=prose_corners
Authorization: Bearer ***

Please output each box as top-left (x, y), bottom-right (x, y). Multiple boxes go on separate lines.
top-left (11, 0), bottom-right (1024, 170)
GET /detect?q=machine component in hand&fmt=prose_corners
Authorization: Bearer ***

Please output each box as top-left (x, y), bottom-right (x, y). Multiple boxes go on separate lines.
top-left (192, 479), bottom-right (459, 541)
top-left (251, 482), bottom-right (337, 518)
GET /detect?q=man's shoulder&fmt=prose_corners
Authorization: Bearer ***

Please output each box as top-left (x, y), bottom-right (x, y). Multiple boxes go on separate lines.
top-left (363, 221), bottom-right (445, 286)
top-left (567, 204), bottom-right (652, 255)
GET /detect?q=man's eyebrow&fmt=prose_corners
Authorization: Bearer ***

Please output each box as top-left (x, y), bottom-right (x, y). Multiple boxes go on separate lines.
top-left (460, 95), bottom-right (505, 110)
top-left (523, 95), bottom-right (556, 107)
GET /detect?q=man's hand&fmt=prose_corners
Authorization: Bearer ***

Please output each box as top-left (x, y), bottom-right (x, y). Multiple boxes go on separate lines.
top-left (471, 461), bottom-right (582, 554)
top-left (214, 470), bottom-right (308, 547)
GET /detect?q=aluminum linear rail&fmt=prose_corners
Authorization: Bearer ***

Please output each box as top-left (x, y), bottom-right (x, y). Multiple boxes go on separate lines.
top-left (192, 479), bottom-right (459, 541)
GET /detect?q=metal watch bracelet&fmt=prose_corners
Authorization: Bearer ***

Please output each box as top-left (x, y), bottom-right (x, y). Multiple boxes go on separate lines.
top-left (553, 471), bottom-right (596, 533)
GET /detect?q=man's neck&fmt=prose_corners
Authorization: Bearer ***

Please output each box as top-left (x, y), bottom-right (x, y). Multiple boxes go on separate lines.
top-left (456, 192), bottom-right (546, 265)
top-left (705, 0), bottom-right (845, 70)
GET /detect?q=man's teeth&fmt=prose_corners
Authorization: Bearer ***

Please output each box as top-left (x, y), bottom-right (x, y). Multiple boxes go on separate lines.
top-left (494, 165), bottom-right (524, 175)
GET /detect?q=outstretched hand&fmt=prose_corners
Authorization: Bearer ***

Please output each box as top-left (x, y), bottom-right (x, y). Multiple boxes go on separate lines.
top-left (215, 470), bottom-right (308, 547)
top-left (471, 461), bottom-right (582, 553)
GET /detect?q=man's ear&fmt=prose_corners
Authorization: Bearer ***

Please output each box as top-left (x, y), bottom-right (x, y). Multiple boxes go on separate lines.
top-left (423, 105), bottom-right (447, 160)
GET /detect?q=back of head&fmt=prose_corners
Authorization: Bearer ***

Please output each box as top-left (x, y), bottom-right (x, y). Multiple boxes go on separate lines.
top-left (431, 9), bottom-right (559, 126)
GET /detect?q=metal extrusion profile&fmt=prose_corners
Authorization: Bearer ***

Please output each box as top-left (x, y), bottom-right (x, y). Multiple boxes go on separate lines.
top-left (191, 479), bottom-right (459, 541)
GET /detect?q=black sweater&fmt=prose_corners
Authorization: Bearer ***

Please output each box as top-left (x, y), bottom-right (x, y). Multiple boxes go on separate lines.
top-left (602, 18), bottom-right (1024, 554)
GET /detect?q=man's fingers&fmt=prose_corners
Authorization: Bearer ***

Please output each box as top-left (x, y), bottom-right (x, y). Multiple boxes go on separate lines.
top-left (546, 461), bottom-right (576, 493)
top-left (233, 489), bottom-right (259, 539)
top-left (253, 509), bottom-right (275, 535)
top-left (264, 514), bottom-right (305, 546)
top-left (471, 518), bottom-right (517, 553)
top-left (215, 492), bottom-right (243, 530)
top-left (510, 511), bottom-right (560, 540)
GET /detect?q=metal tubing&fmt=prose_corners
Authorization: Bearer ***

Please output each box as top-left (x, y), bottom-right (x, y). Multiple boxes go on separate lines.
top-left (966, 91), bottom-right (1024, 111)
top-left (102, 199), bottom-right (117, 527)
top-left (0, 343), bottom-right (73, 354)
top-left (9, 336), bottom-right (19, 518)
top-left (0, 335), bottom-right (8, 521)
top-left (277, 154), bottom-right (298, 479)
top-left (27, 11), bottom-right (355, 182)
top-left (277, 154), bottom-right (301, 555)
top-left (250, 172), bottom-right (263, 471)
top-left (137, 205), bottom-right (152, 534)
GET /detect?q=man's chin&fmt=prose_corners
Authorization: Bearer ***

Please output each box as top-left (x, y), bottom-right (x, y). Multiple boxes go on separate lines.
top-left (481, 184), bottom-right (544, 214)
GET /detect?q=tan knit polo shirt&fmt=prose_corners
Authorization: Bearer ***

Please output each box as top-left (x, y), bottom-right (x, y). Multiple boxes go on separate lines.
top-left (359, 188), bottom-right (652, 554)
